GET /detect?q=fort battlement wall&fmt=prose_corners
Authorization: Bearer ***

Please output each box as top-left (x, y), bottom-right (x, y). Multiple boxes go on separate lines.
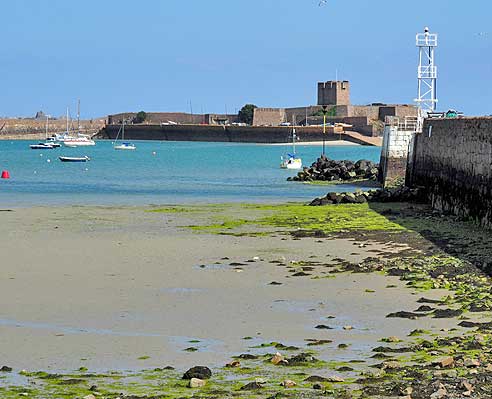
top-left (252, 108), bottom-right (286, 127)
top-left (318, 81), bottom-right (350, 106)
top-left (0, 118), bottom-right (105, 139)
top-left (407, 117), bottom-right (492, 226)
top-left (108, 112), bottom-right (239, 126)
top-left (253, 104), bottom-right (417, 137)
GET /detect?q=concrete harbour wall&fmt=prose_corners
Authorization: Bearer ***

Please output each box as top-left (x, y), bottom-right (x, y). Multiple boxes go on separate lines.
top-left (407, 117), bottom-right (492, 226)
top-left (97, 124), bottom-right (379, 145)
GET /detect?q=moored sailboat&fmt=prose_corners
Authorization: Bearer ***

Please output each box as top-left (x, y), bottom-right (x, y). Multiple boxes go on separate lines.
top-left (60, 105), bottom-right (95, 147)
top-left (63, 135), bottom-right (96, 147)
top-left (30, 115), bottom-right (60, 149)
top-left (113, 119), bottom-right (136, 150)
top-left (280, 128), bottom-right (302, 169)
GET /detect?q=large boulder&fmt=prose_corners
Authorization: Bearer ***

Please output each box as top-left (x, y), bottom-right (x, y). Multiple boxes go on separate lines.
top-left (182, 366), bottom-right (212, 380)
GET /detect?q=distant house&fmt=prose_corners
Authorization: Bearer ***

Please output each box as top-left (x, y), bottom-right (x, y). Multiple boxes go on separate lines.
top-left (34, 111), bottom-right (46, 120)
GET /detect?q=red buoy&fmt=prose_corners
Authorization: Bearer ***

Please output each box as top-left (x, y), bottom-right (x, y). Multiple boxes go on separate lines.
top-left (1, 170), bottom-right (10, 179)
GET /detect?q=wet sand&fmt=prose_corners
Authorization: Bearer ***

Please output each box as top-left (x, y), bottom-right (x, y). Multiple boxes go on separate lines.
top-left (0, 206), bottom-right (460, 374)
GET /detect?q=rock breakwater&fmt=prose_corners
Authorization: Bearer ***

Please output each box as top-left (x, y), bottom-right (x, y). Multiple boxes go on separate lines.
top-left (287, 155), bottom-right (379, 183)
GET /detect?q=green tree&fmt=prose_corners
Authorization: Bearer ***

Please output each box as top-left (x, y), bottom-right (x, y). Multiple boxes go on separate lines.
top-left (238, 104), bottom-right (257, 125)
top-left (312, 106), bottom-right (337, 117)
top-left (134, 111), bottom-right (147, 124)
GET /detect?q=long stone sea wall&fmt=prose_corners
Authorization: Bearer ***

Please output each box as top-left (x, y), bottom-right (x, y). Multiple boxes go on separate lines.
top-left (97, 124), bottom-right (379, 145)
top-left (407, 117), bottom-right (492, 226)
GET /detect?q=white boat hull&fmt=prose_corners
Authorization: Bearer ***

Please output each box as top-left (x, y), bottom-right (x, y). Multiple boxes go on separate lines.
top-left (280, 158), bottom-right (302, 170)
top-left (114, 144), bottom-right (136, 150)
top-left (64, 140), bottom-right (95, 147)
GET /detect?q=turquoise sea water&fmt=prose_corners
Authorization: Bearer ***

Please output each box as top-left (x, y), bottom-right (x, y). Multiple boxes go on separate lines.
top-left (0, 140), bottom-right (381, 206)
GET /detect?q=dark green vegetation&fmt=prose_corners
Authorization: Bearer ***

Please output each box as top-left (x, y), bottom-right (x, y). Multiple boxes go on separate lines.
top-left (134, 111), bottom-right (147, 124)
top-left (312, 107), bottom-right (336, 117)
top-left (4, 202), bottom-right (492, 398)
top-left (238, 104), bottom-right (257, 125)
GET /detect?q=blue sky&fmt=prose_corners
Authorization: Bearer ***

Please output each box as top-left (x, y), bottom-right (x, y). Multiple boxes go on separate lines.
top-left (1, 0), bottom-right (491, 118)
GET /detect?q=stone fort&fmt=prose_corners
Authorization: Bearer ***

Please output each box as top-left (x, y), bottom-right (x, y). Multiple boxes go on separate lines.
top-left (252, 80), bottom-right (417, 137)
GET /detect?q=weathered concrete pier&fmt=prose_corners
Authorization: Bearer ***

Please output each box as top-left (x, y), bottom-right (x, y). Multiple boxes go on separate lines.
top-left (379, 116), bottom-right (418, 186)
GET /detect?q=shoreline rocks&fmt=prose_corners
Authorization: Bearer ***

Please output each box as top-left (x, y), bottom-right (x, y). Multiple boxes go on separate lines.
top-left (287, 155), bottom-right (379, 183)
top-left (309, 186), bottom-right (425, 206)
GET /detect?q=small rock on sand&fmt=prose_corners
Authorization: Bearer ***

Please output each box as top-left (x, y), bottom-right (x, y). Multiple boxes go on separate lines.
top-left (182, 366), bottom-right (212, 380)
top-left (238, 353), bottom-right (258, 360)
top-left (436, 356), bottom-right (455, 368)
top-left (315, 324), bottom-right (333, 330)
top-left (326, 375), bottom-right (345, 382)
top-left (382, 336), bottom-right (400, 343)
top-left (382, 361), bottom-right (401, 370)
top-left (225, 360), bottom-right (240, 368)
top-left (415, 305), bottom-right (434, 312)
top-left (433, 308), bottom-right (463, 318)
top-left (240, 381), bottom-right (263, 390)
top-left (281, 379), bottom-right (296, 388)
top-left (305, 375), bottom-right (329, 382)
top-left (464, 358), bottom-right (480, 368)
top-left (386, 311), bottom-right (423, 319)
top-left (189, 378), bottom-right (206, 388)
top-left (461, 380), bottom-right (474, 395)
top-left (271, 352), bottom-right (286, 365)
top-left (430, 383), bottom-right (447, 399)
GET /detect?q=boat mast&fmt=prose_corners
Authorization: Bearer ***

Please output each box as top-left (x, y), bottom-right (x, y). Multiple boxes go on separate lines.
top-left (292, 116), bottom-right (296, 155)
top-left (292, 128), bottom-right (296, 155)
top-left (66, 107), bottom-right (69, 134)
top-left (77, 99), bottom-right (80, 134)
top-left (45, 115), bottom-right (49, 140)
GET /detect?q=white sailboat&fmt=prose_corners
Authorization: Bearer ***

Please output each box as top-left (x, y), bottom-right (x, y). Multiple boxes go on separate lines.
top-left (113, 119), bottom-right (136, 150)
top-left (280, 128), bottom-right (302, 169)
top-left (30, 115), bottom-right (60, 149)
top-left (63, 134), bottom-right (96, 147)
top-left (43, 115), bottom-right (60, 147)
top-left (62, 105), bottom-right (96, 147)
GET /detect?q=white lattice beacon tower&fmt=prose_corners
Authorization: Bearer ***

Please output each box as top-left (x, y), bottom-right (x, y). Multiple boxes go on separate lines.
top-left (415, 27), bottom-right (438, 130)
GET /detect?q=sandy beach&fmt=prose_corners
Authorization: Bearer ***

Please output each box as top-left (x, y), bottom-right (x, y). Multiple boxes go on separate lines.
top-left (0, 206), bottom-right (424, 371)
top-left (1, 203), bottom-right (492, 398)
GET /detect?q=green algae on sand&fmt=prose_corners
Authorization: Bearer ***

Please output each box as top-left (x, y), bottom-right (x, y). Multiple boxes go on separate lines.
top-left (150, 202), bottom-right (409, 236)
